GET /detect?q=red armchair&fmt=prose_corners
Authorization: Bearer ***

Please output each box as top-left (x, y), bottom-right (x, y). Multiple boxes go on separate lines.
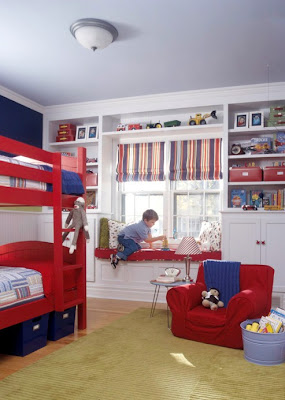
top-left (166, 263), bottom-right (274, 349)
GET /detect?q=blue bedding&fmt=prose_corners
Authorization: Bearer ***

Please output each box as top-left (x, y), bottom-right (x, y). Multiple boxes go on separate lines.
top-left (42, 165), bottom-right (84, 195)
top-left (0, 155), bottom-right (84, 196)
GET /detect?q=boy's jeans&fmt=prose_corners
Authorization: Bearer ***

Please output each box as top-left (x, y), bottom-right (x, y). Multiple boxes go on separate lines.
top-left (117, 235), bottom-right (141, 260)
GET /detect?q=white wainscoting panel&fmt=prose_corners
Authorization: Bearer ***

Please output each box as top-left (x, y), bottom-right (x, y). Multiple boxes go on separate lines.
top-left (87, 258), bottom-right (200, 303)
top-left (0, 211), bottom-right (39, 245)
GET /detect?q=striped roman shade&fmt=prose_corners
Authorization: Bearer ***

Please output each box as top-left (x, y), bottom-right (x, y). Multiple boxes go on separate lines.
top-left (169, 138), bottom-right (222, 181)
top-left (116, 142), bottom-right (165, 182)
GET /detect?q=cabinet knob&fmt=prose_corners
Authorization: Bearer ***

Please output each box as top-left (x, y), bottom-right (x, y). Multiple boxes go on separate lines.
top-left (256, 240), bottom-right (260, 245)
top-left (261, 240), bottom-right (266, 245)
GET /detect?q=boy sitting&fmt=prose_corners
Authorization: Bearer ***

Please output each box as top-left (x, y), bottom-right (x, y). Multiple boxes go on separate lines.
top-left (110, 209), bottom-right (166, 268)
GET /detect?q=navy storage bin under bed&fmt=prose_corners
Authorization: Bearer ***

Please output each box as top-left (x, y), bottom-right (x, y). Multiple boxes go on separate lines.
top-left (0, 313), bottom-right (49, 356)
top-left (47, 306), bottom-right (76, 341)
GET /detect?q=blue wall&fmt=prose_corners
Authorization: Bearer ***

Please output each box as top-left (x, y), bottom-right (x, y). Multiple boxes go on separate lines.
top-left (0, 95), bottom-right (43, 151)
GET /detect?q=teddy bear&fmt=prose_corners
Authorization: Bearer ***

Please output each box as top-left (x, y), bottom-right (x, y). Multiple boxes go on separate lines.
top-left (62, 197), bottom-right (90, 254)
top-left (201, 288), bottom-right (224, 310)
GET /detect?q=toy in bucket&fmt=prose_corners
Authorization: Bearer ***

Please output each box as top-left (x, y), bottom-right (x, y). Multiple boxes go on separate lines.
top-left (240, 307), bottom-right (285, 366)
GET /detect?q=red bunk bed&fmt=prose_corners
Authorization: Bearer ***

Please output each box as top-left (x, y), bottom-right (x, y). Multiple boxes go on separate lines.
top-left (0, 135), bottom-right (87, 333)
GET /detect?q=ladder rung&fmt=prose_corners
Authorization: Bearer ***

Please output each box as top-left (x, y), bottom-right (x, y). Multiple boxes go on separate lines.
top-left (62, 228), bottom-right (75, 232)
top-left (63, 264), bottom-right (83, 272)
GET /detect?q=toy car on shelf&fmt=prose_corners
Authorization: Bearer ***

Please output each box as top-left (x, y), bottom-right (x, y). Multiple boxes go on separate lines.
top-left (242, 204), bottom-right (258, 211)
top-left (117, 124), bottom-right (126, 131)
top-left (188, 110), bottom-right (217, 125)
top-left (146, 122), bottom-right (162, 129)
top-left (128, 124), bottom-right (142, 130)
top-left (164, 120), bottom-right (181, 127)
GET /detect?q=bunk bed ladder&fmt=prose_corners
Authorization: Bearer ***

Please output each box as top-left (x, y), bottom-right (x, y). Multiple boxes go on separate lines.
top-left (52, 149), bottom-right (87, 331)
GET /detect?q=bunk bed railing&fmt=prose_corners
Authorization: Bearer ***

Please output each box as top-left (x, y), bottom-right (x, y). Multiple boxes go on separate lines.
top-left (0, 135), bottom-right (87, 329)
top-left (0, 135), bottom-right (54, 163)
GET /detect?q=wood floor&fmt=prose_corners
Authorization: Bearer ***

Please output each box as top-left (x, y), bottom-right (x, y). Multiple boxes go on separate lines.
top-left (0, 298), bottom-right (164, 381)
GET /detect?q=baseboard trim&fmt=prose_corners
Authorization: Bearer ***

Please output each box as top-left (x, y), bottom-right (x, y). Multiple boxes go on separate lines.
top-left (87, 284), bottom-right (167, 303)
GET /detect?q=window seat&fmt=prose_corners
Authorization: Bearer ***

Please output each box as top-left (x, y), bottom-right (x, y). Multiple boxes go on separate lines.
top-left (89, 248), bottom-right (222, 303)
top-left (94, 248), bottom-right (221, 262)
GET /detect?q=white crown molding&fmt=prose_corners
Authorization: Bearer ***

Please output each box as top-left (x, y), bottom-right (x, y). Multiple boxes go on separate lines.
top-left (44, 82), bottom-right (285, 119)
top-left (0, 84), bottom-right (44, 114)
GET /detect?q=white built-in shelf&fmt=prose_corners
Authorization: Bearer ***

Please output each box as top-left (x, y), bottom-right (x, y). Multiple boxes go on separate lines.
top-left (86, 209), bottom-right (100, 214)
top-left (228, 181), bottom-right (285, 186)
top-left (86, 186), bottom-right (98, 190)
top-left (222, 208), bottom-right (285, 213)
top-left (86, 162), bottom-right (98, 167)
top-left (49, 139), bottom-right (99, 146)
top-left (102, 123), bottom-right (223, 139)
top-left (229, 154), bottom-right (285, 160)
top-left (229, 127), bottom-right (283, 135)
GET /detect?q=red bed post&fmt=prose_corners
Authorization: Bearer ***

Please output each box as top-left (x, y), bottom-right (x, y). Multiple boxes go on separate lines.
top-left (76, 147), bottom-right (87, 329)
top-left (52, 152), bottom-right (64, 310)
top-left (52, 147), bottom-right (87, 329)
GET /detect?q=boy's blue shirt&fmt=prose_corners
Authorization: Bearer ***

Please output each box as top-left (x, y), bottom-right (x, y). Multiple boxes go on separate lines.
top-left (119, 220), bottom-right (150, 243)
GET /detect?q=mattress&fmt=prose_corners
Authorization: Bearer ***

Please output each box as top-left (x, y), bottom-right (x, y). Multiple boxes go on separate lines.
top-left (0, 266), bottom-right (45, 310)
top-left (0, 155), bottom-right (84, 195)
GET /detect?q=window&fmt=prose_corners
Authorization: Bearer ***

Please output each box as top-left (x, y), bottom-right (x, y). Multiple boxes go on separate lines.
top-left (173, 180), bottom-right (221, 239)
top-left (120, 181), bottom-right (164, 235)
top-left (117, 138), bottom-right (222, 239)
top-left (119, 179), bottom-right (221, 239)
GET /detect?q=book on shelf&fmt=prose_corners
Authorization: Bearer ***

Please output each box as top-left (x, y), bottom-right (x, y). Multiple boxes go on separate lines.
top-left (231, 189), bottom-right (246, 208)
top-left (274, 131), bottom-right (285, 152)
top-left (249, 190), bottom-right (263, 208)
top-left (263, 189), bottom-right (285, 207)
top-left (250, 137), bottom-right (272, 154)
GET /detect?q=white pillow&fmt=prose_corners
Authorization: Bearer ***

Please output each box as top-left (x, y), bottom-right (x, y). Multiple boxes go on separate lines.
top-left (108, 220), bottom-right (126, 249)
top-left (198, 221), bottom-right (221, 251)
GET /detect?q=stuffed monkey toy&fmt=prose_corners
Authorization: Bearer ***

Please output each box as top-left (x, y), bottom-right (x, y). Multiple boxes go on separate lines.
top-left (62, 197), bottom-right (90, 254)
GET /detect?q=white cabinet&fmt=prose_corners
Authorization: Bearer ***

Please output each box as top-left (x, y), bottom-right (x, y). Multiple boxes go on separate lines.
top-left (222, 212), bottom-right (285, 293)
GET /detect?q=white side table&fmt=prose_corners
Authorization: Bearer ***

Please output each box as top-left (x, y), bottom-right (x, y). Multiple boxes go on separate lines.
top-left (149, 280), bottom-right (188, 328)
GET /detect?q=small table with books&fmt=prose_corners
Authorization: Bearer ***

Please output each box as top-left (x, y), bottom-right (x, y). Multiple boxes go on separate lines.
top-left (149, 279), bottom-right (189, 328)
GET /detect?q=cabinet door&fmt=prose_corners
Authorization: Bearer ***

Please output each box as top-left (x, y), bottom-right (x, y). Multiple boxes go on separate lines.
top-left (261, 219), bottom-right (285, 293)
top-left (222, 216), bottom-right (261, 263)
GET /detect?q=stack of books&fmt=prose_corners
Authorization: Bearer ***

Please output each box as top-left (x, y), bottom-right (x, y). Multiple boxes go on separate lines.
top-left (155, 275), bottom-right (181, 283)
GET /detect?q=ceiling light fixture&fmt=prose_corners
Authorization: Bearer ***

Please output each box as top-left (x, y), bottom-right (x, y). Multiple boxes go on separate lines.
top-left (70, 18), bottom-right (118, 51)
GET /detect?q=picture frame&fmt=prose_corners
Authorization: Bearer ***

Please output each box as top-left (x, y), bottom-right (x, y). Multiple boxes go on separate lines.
top-left (76, 126), bottom-right (87, 141)
top-left (87, 125), bottom-right (98, 141)
top-left (249, 111), bottom-right (264, 128)
top-left (234, 112), bottom-right (248, 129)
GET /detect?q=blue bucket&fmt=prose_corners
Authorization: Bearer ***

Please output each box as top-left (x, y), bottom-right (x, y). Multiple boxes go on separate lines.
top-left (240, 319), bottom-right (285, 366)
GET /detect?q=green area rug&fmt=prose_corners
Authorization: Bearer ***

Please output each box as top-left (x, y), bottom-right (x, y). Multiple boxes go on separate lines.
top-left (0, 308), bottom-right (284, 399)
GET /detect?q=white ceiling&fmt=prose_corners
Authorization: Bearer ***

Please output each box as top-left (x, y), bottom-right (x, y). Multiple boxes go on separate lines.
top-left (0, 0), bottom-right (285, 107)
